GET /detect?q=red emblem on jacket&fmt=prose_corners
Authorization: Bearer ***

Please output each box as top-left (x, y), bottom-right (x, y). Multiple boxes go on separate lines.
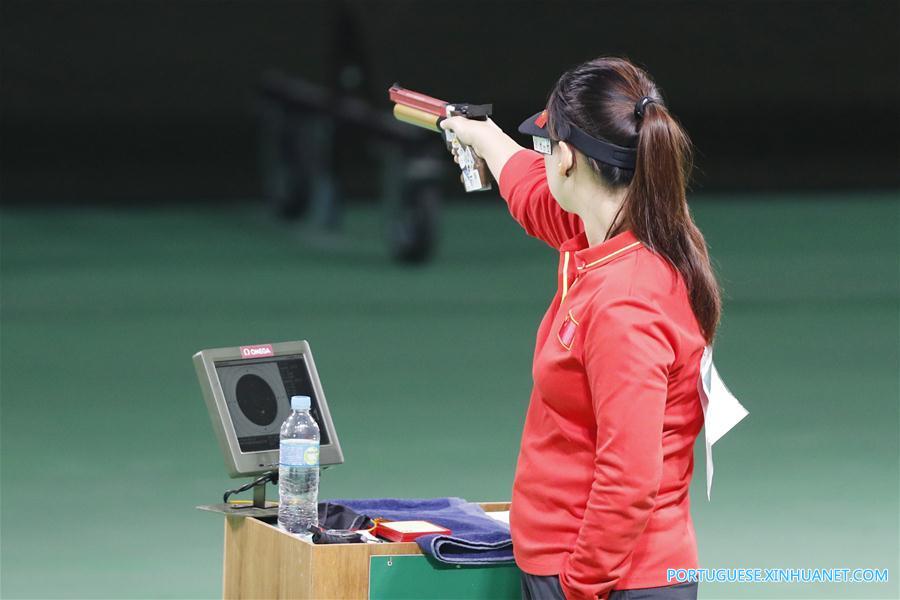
top-left (557, 312), bottom-right (578, 349)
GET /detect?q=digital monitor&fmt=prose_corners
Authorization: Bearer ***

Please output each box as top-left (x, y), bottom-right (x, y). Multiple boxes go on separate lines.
top-left (193, 340), bottom-right (343, 477)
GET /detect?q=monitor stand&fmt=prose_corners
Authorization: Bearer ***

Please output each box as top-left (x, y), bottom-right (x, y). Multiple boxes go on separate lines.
top-left (196, 466), bottom-right (331, 519)
top-left (196, 471), bottom-right (279, 518)
top-left (252, 480), bottom-right (269, 509)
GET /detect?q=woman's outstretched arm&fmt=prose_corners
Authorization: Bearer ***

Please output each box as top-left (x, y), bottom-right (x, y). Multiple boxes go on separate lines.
top-left (440, 117), bottom-right (583, 249)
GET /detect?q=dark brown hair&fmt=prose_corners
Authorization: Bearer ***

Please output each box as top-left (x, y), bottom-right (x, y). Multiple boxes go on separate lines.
top-left (546, 56), bottom-right (721, 343)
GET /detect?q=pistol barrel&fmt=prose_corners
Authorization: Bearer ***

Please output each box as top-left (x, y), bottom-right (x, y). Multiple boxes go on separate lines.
top-left (392, 104), bottom-right (443, 132)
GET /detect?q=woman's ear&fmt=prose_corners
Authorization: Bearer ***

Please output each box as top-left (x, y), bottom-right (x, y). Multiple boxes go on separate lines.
top-left (557, 141), bottom-right (575, 177)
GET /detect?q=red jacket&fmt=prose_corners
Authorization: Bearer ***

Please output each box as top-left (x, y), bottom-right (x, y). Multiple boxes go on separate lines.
top-left (500, 150), bottom-right (706, 600)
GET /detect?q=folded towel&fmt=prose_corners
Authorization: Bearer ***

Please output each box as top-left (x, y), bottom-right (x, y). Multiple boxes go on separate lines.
top-left (331, 497), bottom-right (514, 565)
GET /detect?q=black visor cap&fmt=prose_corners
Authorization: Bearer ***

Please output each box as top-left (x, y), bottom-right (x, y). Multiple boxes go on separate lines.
top-left (517, 110), bottom-right (637, 170)
top-left (518, 111), bottom-right (549, 137)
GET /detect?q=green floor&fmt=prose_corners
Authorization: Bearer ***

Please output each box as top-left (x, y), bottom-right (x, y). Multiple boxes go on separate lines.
top-left (1, 193), bottom-right (898, 599)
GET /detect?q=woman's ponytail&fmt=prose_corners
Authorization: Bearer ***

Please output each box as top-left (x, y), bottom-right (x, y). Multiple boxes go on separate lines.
top-left (548, 58), bottom-right (722, 343)
top-left (626, 100), bottom-right (721, 343)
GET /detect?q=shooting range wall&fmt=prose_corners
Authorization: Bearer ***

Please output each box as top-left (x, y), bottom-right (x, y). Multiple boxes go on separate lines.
top-left (2, 0), bottom-right (898, 203)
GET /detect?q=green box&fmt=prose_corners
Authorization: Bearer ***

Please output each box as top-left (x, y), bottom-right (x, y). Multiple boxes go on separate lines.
top-left (368, 555), bottom-right (522, 599)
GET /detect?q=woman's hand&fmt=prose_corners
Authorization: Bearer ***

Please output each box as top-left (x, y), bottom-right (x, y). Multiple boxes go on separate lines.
top-left (439, 116), bottom-right (498, 154)
top-left (439, 117), bottom-right (525, 183)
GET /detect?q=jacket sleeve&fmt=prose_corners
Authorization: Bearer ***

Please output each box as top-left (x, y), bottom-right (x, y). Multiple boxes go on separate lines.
top-left (558, 297), bottom-right (676, 600)
top-left (498, 149), bottom-right (583, 249)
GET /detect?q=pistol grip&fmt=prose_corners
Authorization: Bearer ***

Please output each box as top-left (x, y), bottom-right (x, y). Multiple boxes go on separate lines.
top-left (444, 107), bottom-right (492, 193)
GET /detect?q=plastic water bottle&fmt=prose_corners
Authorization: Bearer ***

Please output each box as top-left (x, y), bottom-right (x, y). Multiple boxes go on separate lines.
top-left (278, 395), bottom-right (320, 538)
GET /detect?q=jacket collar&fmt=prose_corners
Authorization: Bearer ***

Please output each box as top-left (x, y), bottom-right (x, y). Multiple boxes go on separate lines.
top-left (560, 229), bottom-right (643, 272)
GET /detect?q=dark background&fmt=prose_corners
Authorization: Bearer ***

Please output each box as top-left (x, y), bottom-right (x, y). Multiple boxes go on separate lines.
top-left (2, 0), bottom-right (898, 203)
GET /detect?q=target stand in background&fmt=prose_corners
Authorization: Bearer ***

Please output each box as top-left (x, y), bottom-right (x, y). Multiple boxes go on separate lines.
top-left (258, 73), bottom-right (444, 264)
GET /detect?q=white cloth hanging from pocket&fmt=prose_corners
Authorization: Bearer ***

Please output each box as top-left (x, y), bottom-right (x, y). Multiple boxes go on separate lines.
top-left (698, 345), bottom-right (749, 500)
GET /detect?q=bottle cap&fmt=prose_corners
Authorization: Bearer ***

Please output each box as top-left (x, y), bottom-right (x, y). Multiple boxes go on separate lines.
top-left (291, 395), bottom-right (311, 411)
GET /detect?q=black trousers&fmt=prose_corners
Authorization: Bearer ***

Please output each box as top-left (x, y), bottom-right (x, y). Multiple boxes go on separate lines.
top-left (520, 572), bottom-right (698, 600)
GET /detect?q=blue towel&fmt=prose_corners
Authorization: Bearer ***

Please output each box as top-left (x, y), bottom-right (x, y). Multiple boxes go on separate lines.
top-left (331, 496), bottom-right (513, 565)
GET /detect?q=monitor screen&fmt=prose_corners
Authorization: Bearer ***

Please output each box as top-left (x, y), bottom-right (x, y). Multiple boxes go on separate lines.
top-left (214, 353), bottom-right (331, 453)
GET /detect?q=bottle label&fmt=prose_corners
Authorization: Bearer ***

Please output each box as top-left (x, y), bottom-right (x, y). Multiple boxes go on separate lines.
top-left (280, 439), bottom-right (319, 467)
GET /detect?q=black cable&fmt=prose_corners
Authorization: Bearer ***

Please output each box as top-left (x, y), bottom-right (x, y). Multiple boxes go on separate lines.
top-left (223, 470), bottom-right (279, 504)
